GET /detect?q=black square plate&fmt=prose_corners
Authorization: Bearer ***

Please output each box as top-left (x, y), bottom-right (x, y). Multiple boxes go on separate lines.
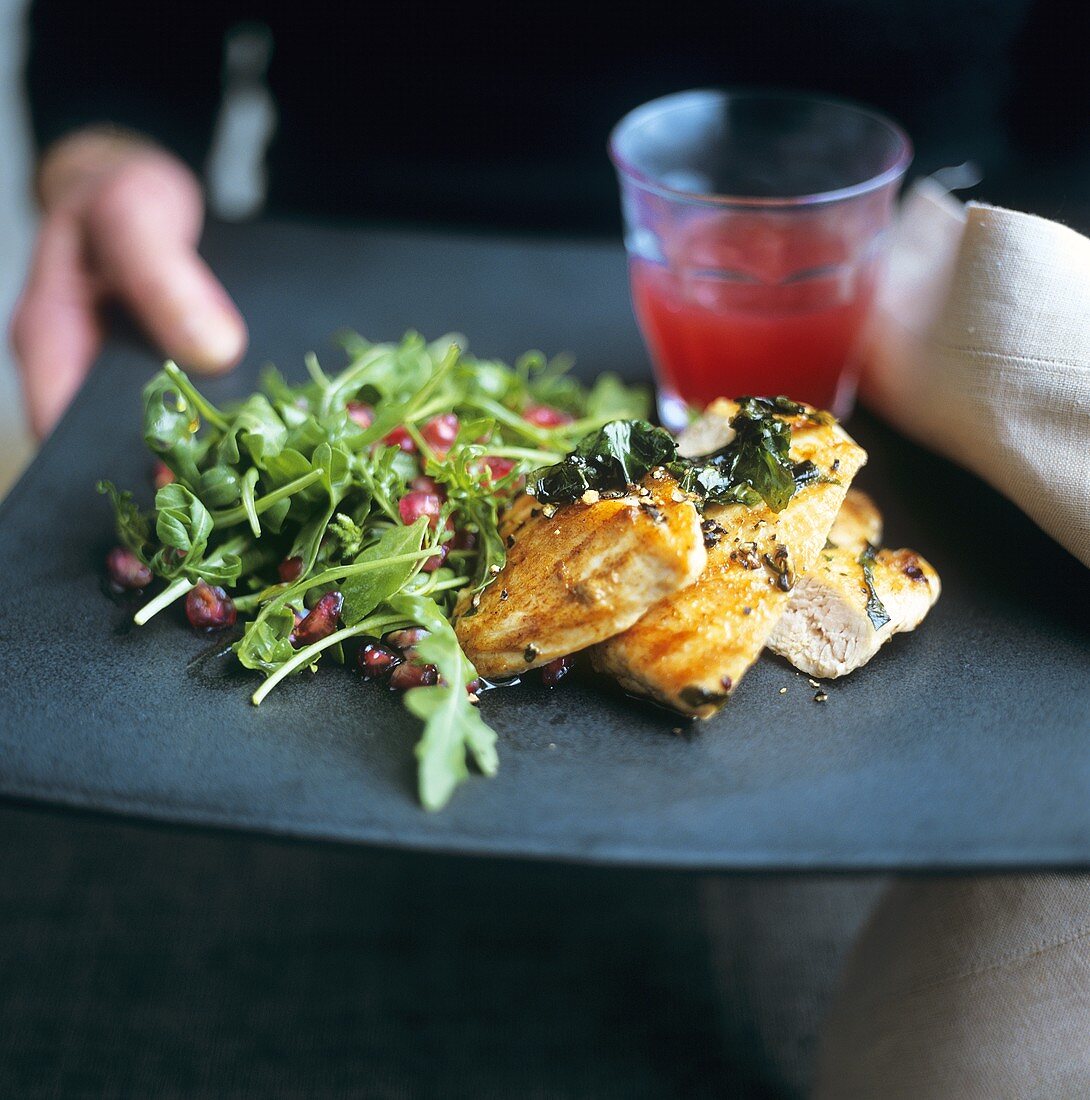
top-left (2, 221), bottom-right (1088, 869)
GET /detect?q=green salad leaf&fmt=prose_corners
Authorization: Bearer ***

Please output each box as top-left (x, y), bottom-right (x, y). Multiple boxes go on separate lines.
top-left (154, 483), bottom-right (214, 556)
top-left (389, 591), bottom-right (498, 812)
top-left (236, 604), bottom-right (297, 674)
top-left (97, 480), bottom-right (151, 558)
top-left (340, 519), bottom-right (429, 625)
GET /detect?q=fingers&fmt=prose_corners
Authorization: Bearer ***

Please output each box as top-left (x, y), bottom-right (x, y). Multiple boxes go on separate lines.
top-left (12, 149), bottom-right (246, 438)
top-left (9, 214), bottom-right (103, 438)
top-left (87, 155), bottom-right (248, 374)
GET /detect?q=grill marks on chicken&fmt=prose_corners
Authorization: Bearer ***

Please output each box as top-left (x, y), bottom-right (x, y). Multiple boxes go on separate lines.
top-left (454, 478), bottom-right (706, 679)
top-left (591, 401), bottom-right (867, 717)
top-left (825, 488), bottom-right (883, 553)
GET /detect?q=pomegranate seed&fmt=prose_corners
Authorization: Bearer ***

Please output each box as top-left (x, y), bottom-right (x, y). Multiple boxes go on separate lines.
top-left (152, 460), bottom-right (175, 489)
top-left (290, 591), bottom-right (343, 647)
top-left (398, 490), bottom-right (442, 528)
top-left (106, 546), bottom-right (153, 590)
top-left (466, 678), bottom-right (482, 695)
top-left (383, 627), bottom-right (429, 650)
top-left (389, 660), bottom-right (439, 690)
top-left (421, 413), bottom-right (459, 457)
top-left (481, 456), bottom-right (516, 482)
top-left (411, 475), bottom-right (443, 495)
top-left (347, 401), bottom-right (374, 429)
top-left (278, 556), bottom-right (303, 583)
top-left (541, 656), bottom-right (575, 687)
top-left (356, 638), bottom-right (403, 681)
top-left (421, 543), bottom-right (448, 573)
top-left (382, 426), bottom-right (416, 452)
top-left (185, 580), bottom-right (237, 632)
top-left (524, 404), bottom-right (573, 428)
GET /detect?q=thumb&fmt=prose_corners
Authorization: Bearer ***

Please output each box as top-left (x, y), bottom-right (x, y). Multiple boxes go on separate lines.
top-left (87, 155), bottom-right (247, 373)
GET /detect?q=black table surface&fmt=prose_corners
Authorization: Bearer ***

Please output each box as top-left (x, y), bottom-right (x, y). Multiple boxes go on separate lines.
top-left (1, 218), bottom-right (1088, 870)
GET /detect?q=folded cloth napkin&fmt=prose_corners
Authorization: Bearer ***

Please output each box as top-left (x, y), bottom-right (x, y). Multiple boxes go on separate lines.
top-left (862, 182), bottom-right (1090, 567)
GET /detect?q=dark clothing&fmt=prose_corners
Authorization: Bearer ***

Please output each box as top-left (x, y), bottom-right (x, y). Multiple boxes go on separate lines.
top-left (24, 1), bottom-right (1090, 232)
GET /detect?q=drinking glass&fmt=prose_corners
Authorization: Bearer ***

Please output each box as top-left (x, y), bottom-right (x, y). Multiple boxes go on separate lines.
top-left (609, 89), bottom-right (912, 428)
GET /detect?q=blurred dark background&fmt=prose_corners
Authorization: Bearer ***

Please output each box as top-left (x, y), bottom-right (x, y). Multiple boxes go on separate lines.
top-left (26, 0), bottom-right (1090, 232)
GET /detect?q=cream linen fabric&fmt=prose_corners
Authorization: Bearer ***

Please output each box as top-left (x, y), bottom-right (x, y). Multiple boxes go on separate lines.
top-left (863, 185), bottom-right (1090, 567)
top-left (813, 876), bottom-right (1090, 1099)
top-left (803, 197), bottom-right (1090, 1097)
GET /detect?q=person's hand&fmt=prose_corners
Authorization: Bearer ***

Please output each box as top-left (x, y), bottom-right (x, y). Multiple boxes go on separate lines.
top-left (10, 128), bottom-right (248, 438)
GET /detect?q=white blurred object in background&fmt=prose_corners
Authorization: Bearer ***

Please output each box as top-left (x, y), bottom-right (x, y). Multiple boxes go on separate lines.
top-left (205, 22), bottom-right (277, 222)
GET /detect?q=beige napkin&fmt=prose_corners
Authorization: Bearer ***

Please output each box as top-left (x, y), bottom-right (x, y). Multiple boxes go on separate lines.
top-left (863, 182), bottom-right (1090, 567)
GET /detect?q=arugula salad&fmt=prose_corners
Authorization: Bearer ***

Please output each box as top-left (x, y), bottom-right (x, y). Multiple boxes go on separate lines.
top-left (99, 332), bottom-right (650, 810)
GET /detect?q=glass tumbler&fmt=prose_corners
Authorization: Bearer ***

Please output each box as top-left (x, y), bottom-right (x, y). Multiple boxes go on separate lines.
top-left (609, 90), bottom-right (912, 428)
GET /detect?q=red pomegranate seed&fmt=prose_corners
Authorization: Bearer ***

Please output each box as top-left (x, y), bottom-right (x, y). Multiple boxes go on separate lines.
top-left (481, 456), bottom-right (516, 483)
top-left (389, 660), bottom-right (439, 690)
top-left (290, 592), bottom-right (343, 647)
top-left (152, 460), bottom-right (175, 490)
top-left (411, 475), bottom-right (443, 495)
top-left (540, 655), bottom-right (575, 687)
top-left (421, 413), bottom-right (459, 457)
top-left (466, 678), bottom-right (482, 696)
top-left (523, 404), bottom-right (573, 428)
top-left (356, 638), bottom-right (403, 681)
top-left (383, 627), bottom-right (429, 650)
top-left (106, 546), bottom-right (153, 590)
top-left (278, 556), bottom-right (304, 583)
top-left (398, 490), bottom-right (442, 528)
top-left (382, 426), bottom-right (416, 453)
top-left (421, 543), bottom-right (448, 573)
top-left (185, 580), bottom-right (237, 632)
top-left (347, 401), bottom-right (374, 429)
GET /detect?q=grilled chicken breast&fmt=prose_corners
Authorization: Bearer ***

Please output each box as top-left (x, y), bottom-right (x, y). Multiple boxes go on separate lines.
top-left (455, 477), bottom-right (706, 679)
top-left (826, 488), bottom-right (883, 553)
top-left (768, 486), bottom-right (940, 678)
top-left (767, 544), bottom-right (940, 679)
top-left (592, 400), bottom-right (867, 717)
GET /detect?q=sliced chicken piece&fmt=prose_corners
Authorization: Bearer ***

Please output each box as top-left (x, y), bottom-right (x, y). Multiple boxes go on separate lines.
top-left (455, 477), bottom-right (706, 679)
top-left (593, 399), bottom-right (866, 717)
top-left (676, 407), bottom-right (735, 458)
top-left (826, 488), bottom-right (883, 553)
top-left (767, 544), bottom-right (940, 678)
top-left (682, 417), bottom-right (882, 558)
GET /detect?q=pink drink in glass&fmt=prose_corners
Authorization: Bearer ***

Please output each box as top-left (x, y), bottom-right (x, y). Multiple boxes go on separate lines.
top-left (611, 91), bottom-right (911, 425)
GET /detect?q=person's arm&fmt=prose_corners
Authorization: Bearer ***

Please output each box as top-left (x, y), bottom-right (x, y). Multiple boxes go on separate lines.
top-left (25, 0), bottom-right (230, 177)
top-left (12, 1), bottom-right (246, 438)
